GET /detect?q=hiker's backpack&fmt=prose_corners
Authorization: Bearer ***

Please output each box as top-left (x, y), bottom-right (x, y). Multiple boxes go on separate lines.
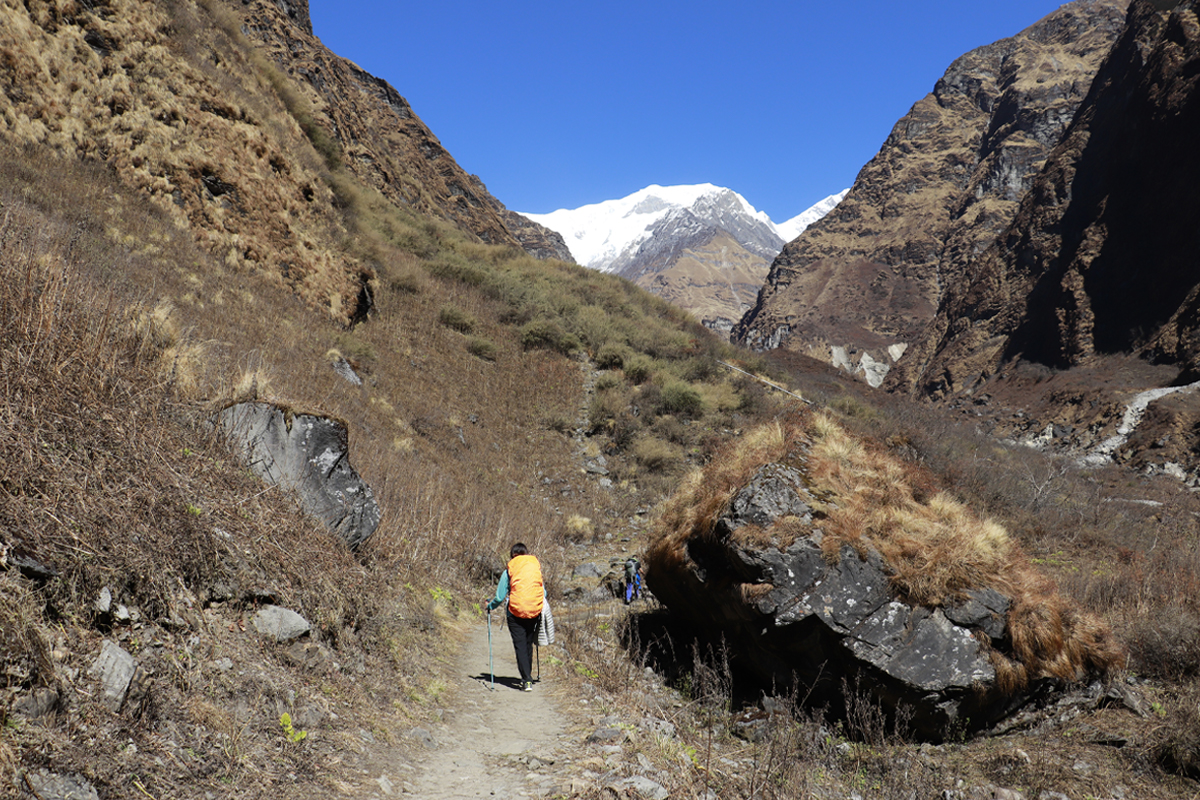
top-left (506, 554), bottom-right (544, 619)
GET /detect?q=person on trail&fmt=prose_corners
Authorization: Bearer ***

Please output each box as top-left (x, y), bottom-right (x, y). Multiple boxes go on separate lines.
top-left (486, 542), bottom-right (545, 691)
top-left (624, 557), bottom-right (642, 604)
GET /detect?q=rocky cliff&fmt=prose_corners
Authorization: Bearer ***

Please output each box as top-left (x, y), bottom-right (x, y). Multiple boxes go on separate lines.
top-left (0, 0), bottom-right (566, 324)
top-left (898, 0), bottom-right (1200, 398)
top-left (733, 0), bottom-right (1129, 384)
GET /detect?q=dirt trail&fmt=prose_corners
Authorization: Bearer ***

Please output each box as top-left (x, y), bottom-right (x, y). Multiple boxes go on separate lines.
top-left (399, 614), bottom-right (581, 798)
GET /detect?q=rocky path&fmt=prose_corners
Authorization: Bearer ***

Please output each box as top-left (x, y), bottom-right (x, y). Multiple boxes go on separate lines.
top-left (398, 615), bottom-right (581, 798)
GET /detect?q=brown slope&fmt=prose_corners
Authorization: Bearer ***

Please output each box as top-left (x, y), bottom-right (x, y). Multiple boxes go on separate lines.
top-left (733, 0), bottom-right (1128, 371)
top-left (631, 228), bottom-right (772, 337)
top-left (0, 0), bottom-right (567, 326)
top-left (896, 0), bottom-right (1200, 403)
top-left (235, 0), bottom-right (571, 261)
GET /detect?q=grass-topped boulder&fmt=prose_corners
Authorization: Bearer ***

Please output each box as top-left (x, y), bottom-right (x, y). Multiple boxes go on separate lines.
top-left (645, 412), bottom-right (1124, 740)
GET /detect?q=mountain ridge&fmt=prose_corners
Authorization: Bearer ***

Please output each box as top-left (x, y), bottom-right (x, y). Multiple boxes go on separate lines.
top-left (732, 0), bottom-right (1129, 384)
top-left (523, 184), bottom-right (845, 336)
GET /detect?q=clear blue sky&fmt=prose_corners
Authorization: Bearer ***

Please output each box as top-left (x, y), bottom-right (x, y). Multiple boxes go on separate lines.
top-left (309, 1), bottom-right (1075, 222)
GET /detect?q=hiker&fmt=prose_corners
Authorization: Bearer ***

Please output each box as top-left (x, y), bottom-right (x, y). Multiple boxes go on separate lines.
top-left (486, 542), bottom-right (544, 691)
top-left (624, 557), bottom-right (642, 604)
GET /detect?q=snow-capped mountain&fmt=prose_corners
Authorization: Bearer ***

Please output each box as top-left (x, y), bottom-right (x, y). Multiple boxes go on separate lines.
top-left (519, 184), bottom-right (846, 339)
top-left (521, 184), bottom-right (844, 274)
top-left (776, 190), bottom-right (850, 242)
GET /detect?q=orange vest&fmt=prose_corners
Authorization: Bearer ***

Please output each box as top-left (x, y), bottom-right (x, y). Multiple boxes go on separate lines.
top-left (506, 555), bottom-right (544, 619)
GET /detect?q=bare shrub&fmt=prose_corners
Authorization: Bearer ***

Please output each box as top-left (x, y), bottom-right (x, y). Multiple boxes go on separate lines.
top-left (1153, 683), bottom-right (1200, 780)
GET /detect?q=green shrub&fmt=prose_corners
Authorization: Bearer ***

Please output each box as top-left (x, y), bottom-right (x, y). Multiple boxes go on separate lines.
top-left (681, 356), bottom-right (716, 382)
top-left (588, 388), bottom-right (630, 434)
top-left (333, 333), bottom-right (375, 364)
top-left (386, 267), bottom-right (424, 295)
top-left (520, 319), bottom-right (580, 354)
top-left (466, 337), bottom-right (497, 361)
top-left (426, 255), bottom-right (489, 287)
top-left (624, 355), bottom-right (653, 384)
top-left (438, 306), bottom-right (475, 334)
top-left (595, 342), bottom-right (631, 370)
top-left (634, 436), bottom-right (682, 473)
top-left (659, 381), bottom-right (704, 417)
top-left (595, 372), bottom-right (622, 392)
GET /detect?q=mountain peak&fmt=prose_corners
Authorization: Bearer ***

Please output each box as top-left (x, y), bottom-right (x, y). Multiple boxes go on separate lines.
top-left (521, 183), bottom-right (840, 272)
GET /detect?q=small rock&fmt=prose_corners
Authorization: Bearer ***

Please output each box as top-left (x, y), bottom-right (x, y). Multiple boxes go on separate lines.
top-left (23, 770), bottom-right (99, 800)
top-left (992, 788), bottom-right (1027, 800)
top-left (410, 727), bottom-right (436, 749)
top-left (88, 640), bottom-right (136, 711)
top-left (12, 688), bottom-right (59, 721)
top-left (572, 563), bottom-right (603, 579)
top-left (250, 605), bottom-right (310, 642)
top-left (95, 587), bottom-right (113, 615)
top-left (586, 726), bottom-right (627, 744)
top-left (614, 776), bottom-right (668, 800)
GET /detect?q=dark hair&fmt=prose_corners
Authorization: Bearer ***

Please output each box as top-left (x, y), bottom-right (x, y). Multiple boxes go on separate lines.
top-left (510, 542), bottom-right (529, 558)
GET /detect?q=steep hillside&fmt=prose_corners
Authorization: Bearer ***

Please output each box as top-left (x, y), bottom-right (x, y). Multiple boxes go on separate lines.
top-left (0, 1), bottom-right (797, 796)
top-left (733, 0), bottom-right (1128, 382)
top-left (893, 0), bottom-right (1200, 476)
top-left (0, 0), bottom-right (565, 326)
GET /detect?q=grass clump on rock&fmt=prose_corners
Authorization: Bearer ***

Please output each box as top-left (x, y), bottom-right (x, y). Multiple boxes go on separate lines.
top-left (647, 411), bottom-right (1124, 699)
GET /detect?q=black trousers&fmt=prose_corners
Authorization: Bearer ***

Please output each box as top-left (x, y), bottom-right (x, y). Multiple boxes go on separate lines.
top-left (506, 611), bottom-right (540, 683)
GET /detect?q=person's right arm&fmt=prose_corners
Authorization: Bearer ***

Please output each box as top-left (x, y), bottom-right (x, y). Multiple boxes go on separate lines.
top-left (486, 571), bottom-right (509, 611)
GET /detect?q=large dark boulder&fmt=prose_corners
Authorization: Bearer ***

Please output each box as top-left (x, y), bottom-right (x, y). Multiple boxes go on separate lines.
top-left (648, 459), bottom-right (1027, 740)
top-left (218, 402), bottom-right (380, 549)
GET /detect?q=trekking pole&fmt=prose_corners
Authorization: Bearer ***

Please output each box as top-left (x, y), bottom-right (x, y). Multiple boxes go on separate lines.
top-left (486, 606), bottom-right (494, 691)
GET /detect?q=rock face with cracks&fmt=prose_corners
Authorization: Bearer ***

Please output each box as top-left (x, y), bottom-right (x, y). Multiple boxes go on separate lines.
top-left (733, 0), bottom-right (1128, 380)
top-left (648, 462), bottom-right (1026, 740)
top-left (218, 401), bottom-right (380, 549)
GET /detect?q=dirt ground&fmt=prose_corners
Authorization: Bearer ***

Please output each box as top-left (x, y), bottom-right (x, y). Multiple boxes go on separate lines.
top-left (376, 616), bottom-right (584, 798)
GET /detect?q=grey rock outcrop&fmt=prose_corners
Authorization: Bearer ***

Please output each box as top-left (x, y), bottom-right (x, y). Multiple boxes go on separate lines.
top-left (648, 463), bottom-right (1023, 740)
top-left (23, 770), bottom-right (100, 800)
top-left (218, 402), bottom-right (380, 549)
